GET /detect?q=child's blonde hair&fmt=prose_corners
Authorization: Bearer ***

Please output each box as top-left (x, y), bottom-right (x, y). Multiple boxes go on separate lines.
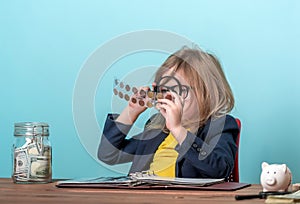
top-left (147, 46), bottom-right (234, 131)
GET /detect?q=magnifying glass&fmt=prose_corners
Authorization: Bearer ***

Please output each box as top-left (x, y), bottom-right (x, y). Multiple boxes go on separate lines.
top-left (235, 191), bottom-right (291, 200)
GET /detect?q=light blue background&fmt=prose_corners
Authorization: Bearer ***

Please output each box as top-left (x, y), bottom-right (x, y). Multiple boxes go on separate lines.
top-left (1, 0), bottom-right (299, 183)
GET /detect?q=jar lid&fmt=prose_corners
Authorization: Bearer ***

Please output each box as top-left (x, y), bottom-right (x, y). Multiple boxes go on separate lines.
top-left (14, 122), bottom-right (49, 136)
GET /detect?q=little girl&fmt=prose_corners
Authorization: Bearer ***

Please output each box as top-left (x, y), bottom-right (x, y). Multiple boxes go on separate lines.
top-left (98, 46), bottom-right (239, 179)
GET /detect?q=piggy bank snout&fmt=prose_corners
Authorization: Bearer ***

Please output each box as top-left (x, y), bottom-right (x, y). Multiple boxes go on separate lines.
top-left (264, 177), bottom-right (276, 185)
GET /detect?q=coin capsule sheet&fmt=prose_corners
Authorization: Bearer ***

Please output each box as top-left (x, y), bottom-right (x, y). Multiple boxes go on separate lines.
top-left (113, 79), bottom-right (173, 108)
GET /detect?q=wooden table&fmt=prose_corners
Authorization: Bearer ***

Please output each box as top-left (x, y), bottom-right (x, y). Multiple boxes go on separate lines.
top-left (0, 178), bottom-right (265, 204)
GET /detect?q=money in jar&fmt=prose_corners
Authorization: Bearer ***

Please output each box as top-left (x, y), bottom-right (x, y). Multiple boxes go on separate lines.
top-left (12, 122), bottom-right (52, 183)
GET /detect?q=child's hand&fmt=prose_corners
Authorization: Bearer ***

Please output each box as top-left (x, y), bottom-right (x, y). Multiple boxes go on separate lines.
top-left (116, 86), bottom-right (150, 125)
top-left (156, 92), bottom-right (187, 144)
top-left (156, 91), bottom-right (183, 131)
top-left (128, 86), bottom-right (150, 116)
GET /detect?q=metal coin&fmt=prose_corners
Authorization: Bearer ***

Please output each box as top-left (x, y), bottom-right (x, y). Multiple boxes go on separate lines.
top-left (125, 84), bottom-right (131, 92)
top-left (132, 87), bottom-right (138, 94)
top-left (131, 98), bottom-right (137, 103)
top-left (138, 100), bottom-right (145, 106)
top-left (156, 93), bottom-right (163, 99)
top-left (113, 88), bottom-right (118, 95)
top-left (147, 101), bottom-right (153, 108)
top-left (147, 91), bottom-right (154, 98)
top-left (124, 94), bottom-right (130, 101)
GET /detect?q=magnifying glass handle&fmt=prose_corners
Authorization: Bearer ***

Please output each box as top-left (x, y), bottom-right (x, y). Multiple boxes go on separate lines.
top-left (235, 194), bottom-right (262, 200)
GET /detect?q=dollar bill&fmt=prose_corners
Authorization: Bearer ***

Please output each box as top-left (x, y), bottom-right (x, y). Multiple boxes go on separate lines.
top-left (13, 147), bottom-right (30, 181)
top-left (13, 143), bottom-right (52, 182)
top-left (29, 155), bottom-right (51, 180)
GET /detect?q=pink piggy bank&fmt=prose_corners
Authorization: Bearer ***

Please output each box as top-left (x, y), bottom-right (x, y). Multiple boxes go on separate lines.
top-left (260, 162), bottom-right (292, 192)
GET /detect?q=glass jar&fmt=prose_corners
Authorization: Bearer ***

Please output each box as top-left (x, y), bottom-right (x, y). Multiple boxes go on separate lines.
top-left (12, 122), bottom-right (52, 183)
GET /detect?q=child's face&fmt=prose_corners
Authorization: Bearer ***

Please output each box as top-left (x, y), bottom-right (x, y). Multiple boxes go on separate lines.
top-left (160, 69), bottom-right (200, 128)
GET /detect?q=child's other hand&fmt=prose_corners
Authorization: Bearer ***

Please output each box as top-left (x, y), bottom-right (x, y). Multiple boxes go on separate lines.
top-left (116, 86), bottom-right (150, 125)
top-left (156, 92), bottom-right (187, 144)
top-left (156, 91), bottom-right (183, 131)
top-left (128, 86), bottom-right (150, 116)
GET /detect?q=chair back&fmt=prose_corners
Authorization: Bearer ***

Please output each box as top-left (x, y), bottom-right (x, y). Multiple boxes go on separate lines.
top-left (228, 118), bottom-right (241, 182)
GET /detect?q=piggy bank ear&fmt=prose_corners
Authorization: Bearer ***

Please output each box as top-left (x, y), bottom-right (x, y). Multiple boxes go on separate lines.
top-left (280, 164), bottom-right (287, 173)
top-left (262, 162), bottom-right (269, 169)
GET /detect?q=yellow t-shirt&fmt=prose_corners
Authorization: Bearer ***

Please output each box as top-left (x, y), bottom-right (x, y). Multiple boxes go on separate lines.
top-left (149, 133), bottom-right (179, 177)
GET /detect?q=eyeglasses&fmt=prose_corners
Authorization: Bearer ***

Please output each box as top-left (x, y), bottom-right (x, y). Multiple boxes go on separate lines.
top-left (156, 76), bottom-right (191, 99)
top-left (157, 84), bottom-right (190, 99)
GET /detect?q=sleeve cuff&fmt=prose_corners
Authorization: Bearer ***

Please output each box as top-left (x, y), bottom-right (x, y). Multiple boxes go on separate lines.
top-left (106, 113), bottom-right (132, 135)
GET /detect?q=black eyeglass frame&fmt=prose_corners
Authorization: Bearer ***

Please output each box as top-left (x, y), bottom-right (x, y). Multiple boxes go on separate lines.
top-left (155, 76), bottom-right (191, 99)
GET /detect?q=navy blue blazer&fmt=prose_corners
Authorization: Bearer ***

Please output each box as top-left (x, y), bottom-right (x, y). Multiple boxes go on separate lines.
top-left (98, 114), bottom-right (239, 178)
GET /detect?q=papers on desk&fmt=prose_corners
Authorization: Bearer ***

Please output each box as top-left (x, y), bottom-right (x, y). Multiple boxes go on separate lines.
top-left (56, 171), bottom-right (251, 190)
top-left (56, 172), bottom-right (252, 190)
top-left (265, 190), bottom-right (300, 204)
top-left (56, 176), bottom-right (136, 186)
top-left (129, 173), bottom-right (224, 186)
top-left (56, 174), bottom-right (224, 187)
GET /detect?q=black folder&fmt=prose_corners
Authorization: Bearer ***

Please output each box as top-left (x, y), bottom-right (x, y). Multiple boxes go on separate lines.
top-left (55, 175), bottom-right (250, 191)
